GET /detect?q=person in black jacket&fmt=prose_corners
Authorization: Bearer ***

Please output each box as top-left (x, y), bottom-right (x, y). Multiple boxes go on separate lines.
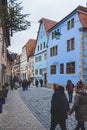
top-left (50, 84), bottom-right (70, 130)
top-left (66, 80), bottom-right (74, 103)
top-left (22, 79), bottom-right (28, 91)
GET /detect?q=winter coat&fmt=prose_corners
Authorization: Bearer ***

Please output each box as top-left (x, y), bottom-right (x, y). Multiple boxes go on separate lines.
top-left (51, 90), bottom-right (69, 120)
top-left (66, 83), bottom-right (74, 93)
top-left (70, 89), bottom-right (87, 121)
top-left (22, 79), bottom-right (28, 88)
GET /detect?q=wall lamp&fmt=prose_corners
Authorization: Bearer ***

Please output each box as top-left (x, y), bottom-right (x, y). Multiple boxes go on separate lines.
top-left (55, 29), bottom-right (61, 40)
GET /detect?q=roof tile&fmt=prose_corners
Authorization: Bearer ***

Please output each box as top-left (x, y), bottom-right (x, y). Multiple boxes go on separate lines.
top-left (26, 39), bottom-right (36, 57)
top-left (39, 18), bottom-right (57, 36)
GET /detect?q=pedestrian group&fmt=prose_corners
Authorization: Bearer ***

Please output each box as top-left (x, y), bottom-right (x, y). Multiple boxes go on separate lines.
top-left (11, 77), bottom-right (87, 130)
top-left (50, 80), bottom-right (87, 130)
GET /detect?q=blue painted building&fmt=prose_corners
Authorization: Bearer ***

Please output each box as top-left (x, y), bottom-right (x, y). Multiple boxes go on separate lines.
top-left (34, 18), bottom-right (57, 86)
top-left (47, 6), bottom-right (87, 86)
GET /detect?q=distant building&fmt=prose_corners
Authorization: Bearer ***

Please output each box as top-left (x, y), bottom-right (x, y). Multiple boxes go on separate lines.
top-left (11, 53), bottom-right (20, 80)
top-left (5, 51), bottom-right (12, 84)
top-left (34, 18), bottom-right (57, 86)
top-left (0, 0), bottom-right (10, 87)
top-left (26, 39), bottom-right (36, 82)
top-left (20, 45), bottom-right (27, 80)
top-left (47, 5), bottom-right (87, 87)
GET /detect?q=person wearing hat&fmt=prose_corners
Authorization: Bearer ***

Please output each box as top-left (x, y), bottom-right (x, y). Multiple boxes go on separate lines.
top-left (50, 84), bottom-right (69, 130)
top-left (69, 83), bottom-right (87, 130)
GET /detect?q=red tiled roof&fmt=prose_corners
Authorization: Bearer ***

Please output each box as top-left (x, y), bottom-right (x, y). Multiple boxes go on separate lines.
top-left (78, 12), bottom-right (87, 28)
top-left (77, 6), bottom-right (87, 28)
top-left (48, 5), bottom-right (87, 31)
top-left (39, 18), bottom-right (57, 36)
top-left (26, 39), bottom-right (36, 57)
top-left (77, 6), bottom-right (87, 13)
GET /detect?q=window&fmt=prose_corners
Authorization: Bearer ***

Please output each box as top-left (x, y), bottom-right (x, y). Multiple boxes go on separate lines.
top-left (43, 42), bottom-right (46, 49)
top-left (67, 38), bottom-right (74, 51)
top-left (67, 21), bottom-right (70, 30)
top-left (44, 53), bottom-right (47, 60)
top-left (37, 45), bottom-right (39, 51)
top-left (50, 45), bottom-right (58, 57)
top-left (52, 31), bottom-right (56, 39)
top-left (40, 44), bottom-right (42, 50)
top-left (35, 57), bottom-right (39, 62)
top-left (50, 65), bottom-right (56, 74)
top-left (60, 63), bottom-right (64, 74)
top-left (35, 69), bottom-right (38, 75)
top-left (67, 18), bottom-right (74, 30)
top-left (35, 56), bottom-right (41, 62)
top-left (39, 56), bottom-right (41, 61)
top-left (66, 62), bottom-right (75, 74)
top-left (39, 69), bottom-right (42, 75)
top-left (71, 18), bottom-right (74, 28)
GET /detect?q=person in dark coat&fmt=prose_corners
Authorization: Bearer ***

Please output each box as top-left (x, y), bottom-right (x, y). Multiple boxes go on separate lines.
top-left (22, 79), bottom-right (28, 90)
top-left (39, 79), bottom-right (43, 87)
top-left (75, 80), bottom-right (84, 91)
top-left (69, 86), bottom-right (87, 130)
top-left (35, 79), bottom-right (38, 87)
top-left (66, 80), bottom-right (74, 103)
top-left (28, 80), bottom-right (31, 88)
top-left (50, 84), bottom-right (70, 130)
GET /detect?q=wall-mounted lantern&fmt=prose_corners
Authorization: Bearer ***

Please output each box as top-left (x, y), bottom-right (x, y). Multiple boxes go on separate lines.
top-left (55, 29), bottom-right (61, 39)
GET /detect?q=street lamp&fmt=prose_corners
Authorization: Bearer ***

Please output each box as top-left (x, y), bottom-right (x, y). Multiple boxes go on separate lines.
top-left (55, 29), bottom-right (61, 39)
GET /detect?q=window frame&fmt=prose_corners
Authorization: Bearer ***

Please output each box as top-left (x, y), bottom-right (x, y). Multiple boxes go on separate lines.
top-left (67, 18), bottom-right (74, 30)
top-left (66, 61), bottom-right (75, 74)
top-left (50, 45), bottom-right (58, 57)
top-left (67, 38), bottom-right (75, 51)
top-left (60, 63), bottom-right (64, 74)
top-left (50, 65), bottom-right (56, 74)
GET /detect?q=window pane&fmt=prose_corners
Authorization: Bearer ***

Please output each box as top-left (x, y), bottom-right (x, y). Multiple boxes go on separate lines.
top-left (60, 63), bottom-right (64, 74)
top-left (71, 18), bottom-right (74, 28)
top-left (66, 62), bottom-right (75, 74)
top-left (50, 65), bottom-right (56, 74)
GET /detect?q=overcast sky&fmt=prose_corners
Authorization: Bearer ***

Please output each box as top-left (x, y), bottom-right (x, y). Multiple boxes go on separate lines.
top-left (8, 0), bottom-right (86, 54)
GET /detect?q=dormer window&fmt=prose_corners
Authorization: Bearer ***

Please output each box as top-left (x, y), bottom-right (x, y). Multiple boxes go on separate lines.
top-left (67, 18), bottom-right (74, 30)
top-left (52, 31), bottom-right (56, 39)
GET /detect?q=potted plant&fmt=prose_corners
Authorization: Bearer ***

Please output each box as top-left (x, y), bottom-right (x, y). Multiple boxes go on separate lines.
top-left (0, 90), bottom-right (5, 104)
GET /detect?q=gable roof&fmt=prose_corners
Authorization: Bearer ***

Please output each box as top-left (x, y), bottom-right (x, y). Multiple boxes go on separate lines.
top-left (39, 18), bottom-right (57, 36)
top-left (26, 39), bottom-right (36, 57)
top-left (77, 6), bottom-right (87, 28)
top-left (48, 5), bottom-right (87, 32)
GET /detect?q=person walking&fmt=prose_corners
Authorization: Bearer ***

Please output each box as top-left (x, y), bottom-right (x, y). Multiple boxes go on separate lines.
top-left (50, 84), bottom-right (70, 130)
top-left (66, 80), bottom-right (74, 103)
top-left (28, 79), bottom-right (31, 88)
top-left (69, 84), bottom-right (87, 130)
top-left (75, 80), bottom-right (84, 91)
top-left (35, 79), bottom-right (38, 87)
top-left (39, 79), bottom-right (43, 87)
top-left (22, 79), bottom-right (28, 91)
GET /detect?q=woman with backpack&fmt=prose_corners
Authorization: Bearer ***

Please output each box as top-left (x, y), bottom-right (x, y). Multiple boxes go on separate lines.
top-left (66, 80), bottom-right (74, 103)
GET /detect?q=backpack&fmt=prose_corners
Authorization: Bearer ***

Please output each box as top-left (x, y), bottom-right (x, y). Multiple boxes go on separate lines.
top-left (68, 84), bottom-right (74, 93)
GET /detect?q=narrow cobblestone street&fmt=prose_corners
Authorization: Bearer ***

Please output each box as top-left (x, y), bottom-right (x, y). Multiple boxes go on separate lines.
top-left (19, 86), bottom-right (87, 130)
top-left (0, 89), bottom-right (46, 130)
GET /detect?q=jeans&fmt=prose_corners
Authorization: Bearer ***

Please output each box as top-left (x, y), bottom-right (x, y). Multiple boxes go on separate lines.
top-left (68, 92), bottom-right (73, 103)
top-left (75, 121), bottom-right (85, 130)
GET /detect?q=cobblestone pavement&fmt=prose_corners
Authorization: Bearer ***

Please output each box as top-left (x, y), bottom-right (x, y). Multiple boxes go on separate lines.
top-left (19, 86), bottom-right (87, 130)
top-left (0, 89), bottom-right (46, 130)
